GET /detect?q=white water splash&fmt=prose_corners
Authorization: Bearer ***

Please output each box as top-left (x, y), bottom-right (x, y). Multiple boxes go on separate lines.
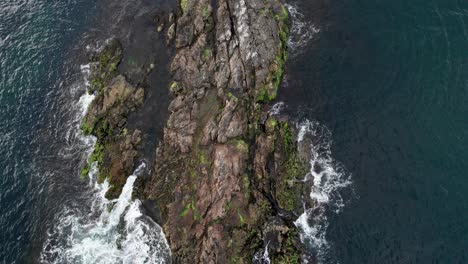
top-left (269, 102), bottom-right (286, 116)
top-left (77, 63), bottom-right (95, 120)
top-left (42, 56), bottom-right (171, 262)
top-left (253, 242), bottom-right (271, 264)
top-left (285, 3), bottom-right (320, 56)
top-left (40, 163), bottom-right (171, 264)
top-left (59, 64), bottom-right (96, 159)
top-left (77, 92), bottom-right (95, 117)
top-left (294, 120), bottom-right (352, 263)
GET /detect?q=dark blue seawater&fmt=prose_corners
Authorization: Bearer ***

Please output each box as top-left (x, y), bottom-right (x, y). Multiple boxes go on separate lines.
top-left (1, 0), bottom-right (466, 263)
top-left (285, 0), bottom-right (468, 263)
top-left (0, 1), bottom-right (95, 262)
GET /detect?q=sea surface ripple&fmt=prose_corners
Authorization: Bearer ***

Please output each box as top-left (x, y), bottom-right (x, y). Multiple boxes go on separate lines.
top-left (0, 0), bottom-right (95, 262)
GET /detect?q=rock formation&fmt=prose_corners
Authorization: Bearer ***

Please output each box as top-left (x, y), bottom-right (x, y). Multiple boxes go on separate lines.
top-left (144, 0), bottom-right (310, 262)
top-left (82, 0), bottom-right (312, 262)
top-left (81, 39), bottom-right (145, 199)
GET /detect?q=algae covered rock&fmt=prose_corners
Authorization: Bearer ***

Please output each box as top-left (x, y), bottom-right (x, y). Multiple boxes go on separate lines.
top-left (81, 40), bottom-right (145, 199)
top-left (88, 38), bottom-right (123, 95)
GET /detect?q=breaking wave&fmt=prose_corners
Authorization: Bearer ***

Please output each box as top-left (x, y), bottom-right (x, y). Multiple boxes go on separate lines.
top-left (60, 63), bottom-right (96, 159)
top-left (269, 101), bottom-right (286, 116)
top-left (40, 163), bottom-right (171, 264)
top-left (294, 120), bottom-right (353, 264)
top-left (41, 59), bottom-right (171, 263)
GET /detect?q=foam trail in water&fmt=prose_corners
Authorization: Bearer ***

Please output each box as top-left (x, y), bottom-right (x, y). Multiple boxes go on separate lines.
top-left (285, 3), bottom-right (320, 56)
top-left (40, 163), bottom-right (171, 263)
top-left (60, 63), bottom-right (96, 160)
top-left (294, 120), bottom-right (352, 264)
top-left (63, 64), bottom-right (94, 136)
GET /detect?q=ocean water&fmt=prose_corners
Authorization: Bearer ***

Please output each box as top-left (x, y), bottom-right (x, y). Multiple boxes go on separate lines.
top-left (0, 1), bottom-right (96, 262)
top-left (283, 0), bottom-right (468, 263)
top-left (0, 0), bottom-right (467, 263)
top-left (0, 0), bottom-right (172, 262)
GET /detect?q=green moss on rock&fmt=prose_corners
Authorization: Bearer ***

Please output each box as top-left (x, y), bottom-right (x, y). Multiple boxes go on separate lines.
top-left (276, 122), bottom-right (308, 212)
top-left (271, 228), bottom-right (301, 264)
top-left (231, 139), bottom-right (249, 154)
top-left (202, 4), bottom-right (210, 19)
top-left (181, 0), bottom-right (189, 14)
top-left (258, 4), bottom-right (290, 102)
top-left (81, 116), bottom-right (95, 135)
top-left (203, 48), bottom-right (212, 60)
top-left (80, 140), bottom-right (107, 181)
top-left (88, 39), bottom-right (123, 95)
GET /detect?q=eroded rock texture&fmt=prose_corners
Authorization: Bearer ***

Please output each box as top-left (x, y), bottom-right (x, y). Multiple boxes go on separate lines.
top-left (143, 0), bottom-right (310, 262)
top-left (81, 39), bottom-right (145, 199)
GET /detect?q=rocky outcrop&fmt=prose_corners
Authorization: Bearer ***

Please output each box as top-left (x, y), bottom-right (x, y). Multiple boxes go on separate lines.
top-left (81, 39), bottom-right (145, 199)
top-left (143, 0), bottom-right (310, 262)
top-left (80, 0), bottom-right (310, 261)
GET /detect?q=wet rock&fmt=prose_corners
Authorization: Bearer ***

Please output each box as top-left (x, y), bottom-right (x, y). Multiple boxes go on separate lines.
top-left (87, 38), bottom-right (123, 95)
top-left (103, 129), bottom-right (142, 199)
top-left (167, 23), bottom-right (176, 43)
top-left (81, 39), bottom-right (145, 199)
top-left (84, 74), bottom-right (144, 132)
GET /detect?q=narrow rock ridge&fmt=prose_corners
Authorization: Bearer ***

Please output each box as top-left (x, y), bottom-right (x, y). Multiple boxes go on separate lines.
top-left (81, 39), bottom-right (146, 199)
top-left (143, 0), bottom-right (311, 262)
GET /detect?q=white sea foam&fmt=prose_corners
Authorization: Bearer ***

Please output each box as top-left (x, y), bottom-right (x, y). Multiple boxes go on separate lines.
top-left (80, 63), bottom-right (91, 87)
top-left (60, 63), bottom-right (96, 158)
top-left (43, 40), bottom-right (172, 263)
top-left (253, 242), bottom-right (271, 264)
top-left (295, 209), bottom-right (330, 252)
top-left (269, 102), bottom-right (286, 116)
top-left (77, 92), bottom-right (94, 117)
top-left (294, 120), bottom-right (352, 263)
top-left (78, 63), bottom-right (94, 115)
top-left (285, 3), bottom-right (320, 56)
top-left (40, 163), bottom-right (171, 264)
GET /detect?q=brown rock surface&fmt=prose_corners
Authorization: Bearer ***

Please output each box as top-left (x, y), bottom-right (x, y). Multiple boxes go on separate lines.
top-left (143, 0), bottom-right (310, 262)
top-left (81, 39), bottom-right (146, 199)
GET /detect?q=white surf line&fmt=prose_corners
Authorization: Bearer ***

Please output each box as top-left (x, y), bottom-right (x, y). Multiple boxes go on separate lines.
top-left (41, 48), bottom-right (171, 263)
top-left (294, 119), bottom-right (353, 264)
top-left (41, 163), bottom-right (171, 264)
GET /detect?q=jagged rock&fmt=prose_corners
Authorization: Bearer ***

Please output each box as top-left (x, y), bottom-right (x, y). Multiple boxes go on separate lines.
top-left (142, 0), bottom-right (308, 262)
top-left (81, 39), bottom-right (145, 199)
top-left (167, 23), bottom-right (176, 43)
top-left (103, 129), bottom-right (142, 199)
top-left (84, 74), bottom-right (144, 133)
top-left (217, 99), bottom-right (247, 143)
